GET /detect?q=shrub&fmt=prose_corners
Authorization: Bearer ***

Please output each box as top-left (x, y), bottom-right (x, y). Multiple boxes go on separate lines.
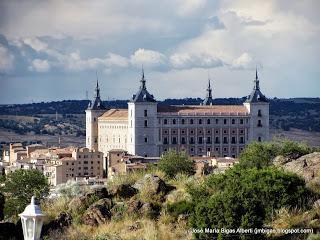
top-left (188, 166), bottom-right (311, 240)
top-left (158, 150), bottom-right (195, 178)
top-left (167, 200), bottom-right (193, 218)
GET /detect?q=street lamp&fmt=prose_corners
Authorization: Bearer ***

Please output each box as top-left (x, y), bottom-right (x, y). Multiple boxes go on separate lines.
top-left (19, 196), bottom-right (45, 240)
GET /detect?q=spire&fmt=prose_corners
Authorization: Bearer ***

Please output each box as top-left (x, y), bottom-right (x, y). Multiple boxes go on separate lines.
top-left (202, 76), bottom-right (214, 105)
top-left (140, 65), bottom-right (146, 90)
top-left (95, 71), bottom-right (101, 98)
top-left (254, 67), bottom-right (260, 90)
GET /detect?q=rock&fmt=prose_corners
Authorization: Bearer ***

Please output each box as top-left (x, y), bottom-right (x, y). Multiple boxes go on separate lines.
top-left (133, 174), bottom-right (175, 195)
top-left (127, 221), bottom-right (141, 231)
top-left (282, 152), bottom-right (320, 182)
top-left (112, 184), bottom-right (138, 199)
top-left (42, 212), bottom-right (72, 237)
top-left (91, 187), bottom-right (109, 199)
top-left (273, 155), bottom-right (291, 167)
top-left (140, 202), bottom-right (161, 219)
top-left (127, 198), bottom-right (144, 215)
top-left (82, 198), bottom-right (112, 226)
top-left (68, 195), bottom-right (90, 213)
top-left (314, 199), bottom-right (320, 209)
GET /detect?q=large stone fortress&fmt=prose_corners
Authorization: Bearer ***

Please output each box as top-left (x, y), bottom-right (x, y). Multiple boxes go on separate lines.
top-left (86, 70), bottom-right (269, 158)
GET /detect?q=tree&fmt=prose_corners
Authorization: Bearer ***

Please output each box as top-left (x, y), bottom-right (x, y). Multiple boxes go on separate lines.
top-left (158, 150), bottom-right (195, 178)
top-left (1, 169), bottom-right (49, 219)
top-left (188, 166), bottom-right (311, 240)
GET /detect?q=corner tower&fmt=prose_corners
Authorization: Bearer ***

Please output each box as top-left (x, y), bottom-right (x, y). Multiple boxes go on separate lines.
top-left (85, 77), bottom-right (107, 151)
top-left (127, 68), bottom-right (159, 157)
top-left (244, 69), bottom-right (269, 142)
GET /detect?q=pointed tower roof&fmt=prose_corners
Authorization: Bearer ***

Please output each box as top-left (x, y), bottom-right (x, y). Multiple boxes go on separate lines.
top-left (202, 78), bottom-right (214, 105)
top-left (87, 73), bottom-right (107, 110)
top-left (131, 68), bottom-right (156, 103)
top-left (245, 68), bottom-right (268, 103)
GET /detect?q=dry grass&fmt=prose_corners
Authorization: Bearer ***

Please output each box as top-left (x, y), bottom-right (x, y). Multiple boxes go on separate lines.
top-left (41, 196), bottom-right (70, 223)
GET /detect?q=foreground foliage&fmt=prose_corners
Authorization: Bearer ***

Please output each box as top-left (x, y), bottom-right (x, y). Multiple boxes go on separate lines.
top-left (0, 169), bottom-right (49, 219)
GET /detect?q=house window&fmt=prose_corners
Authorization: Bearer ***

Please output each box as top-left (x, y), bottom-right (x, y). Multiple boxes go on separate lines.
top-left (190, 130), bottom-right (194, 134)
top-left (181, 137), bottom-right (186, 144)
top-left (223, 137), bottom-right (228, 144)
top-left (198, 137), bottom-right (203, 144)
top-left (144, 109), bottom-right (148, 117)
top-left (240, 137), bottom-right (244, 144)
top-left (207, 137), bottom-right (211, 144)
top-left (216, 119), bottom-right (219, 124)
top-left (144, 137), bottom-right (148, 143)
top-left (258, 137), bottom-right (262, 142)
top-left (231, 137), bottom-right (236, 144)
top-left (223, 130), bottom-right (227, 134)
top-left (181, 119), bottom-right (185, 124)
top-left (215, 130), bottom-right (219, 134)
top-left (181, 130), bottom-right (185, 134)
top-left (240, 119), bottom-right (244, 124)
top-left (190, 137), bottom-right (195, 144)
top-left (190, 119), bottom-right (194, 124)
top-left (144, 120), bottom-right (148, 127)
top-left (258, 110), bottom-right (262, 117)
top-left (199, 119), bottom-right (202, 124)
top-left (207, 130), bottom-right (211, 134)
top-left (232, 119), bottom-right (235, 124)
top-left (163, 137), bottom-right (168, 144)
top-left (164, 119), bottom-right (168, 125)
top-left (173, 119), bottom-right (176, 125)
top-left (215, 137), bottom-right (220, 144)
top-left (258, 120), bottom-right (262, 127)
top-left (207, 119), bottom-right (211, 124)
top-left (224, 119), bottom-right (227, 124)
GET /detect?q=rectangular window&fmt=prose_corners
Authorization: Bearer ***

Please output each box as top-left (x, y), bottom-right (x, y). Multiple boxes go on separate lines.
top-left (240, 119), bottom-right (244, 124)
top-left (198, 137), bottom-right (203, 144)
top-left (172, 137), bottom-right (177, 144)
top-left (224, 119), bottom-right (227, 125)
top-left (144, 120), bottom-right (148, 127)
top-left (144, 137), bottom-right (148, 143)
top-left (163, 137), bottom-right (168, 144)
top-left (231, 137), bottom-right (236, 144)
top-left (144, 109), bottom-right (148, 117)
top-left (215, 137), bottom-right (220, 144)
top-left (181, 137), bottom-right (186, 144)
top-left (206, 137), bottom-right (211, 144)
top-left (223, 137), bottom-right (228, 144)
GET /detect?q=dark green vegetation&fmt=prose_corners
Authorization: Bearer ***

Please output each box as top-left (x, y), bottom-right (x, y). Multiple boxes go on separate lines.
top-left (0, 169), bottom-right (50, 219)
top-left (158, 150), bottom-right (195, 178)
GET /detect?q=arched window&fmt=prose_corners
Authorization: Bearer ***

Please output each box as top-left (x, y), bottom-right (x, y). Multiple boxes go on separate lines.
top-left (207, 119), bottom-right (211, 124)
top-left (173, 119), bottom-right (176, 125)
top-left (258, 109), bottom-right (262, 117)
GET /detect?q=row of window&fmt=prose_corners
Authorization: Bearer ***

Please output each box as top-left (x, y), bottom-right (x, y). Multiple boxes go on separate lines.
top-left (66, 160), bottom-right (100, 165)
top-left (163, 136), bottom-right (245, 145)
top-left (162, 118), bottom-right (247, 125)
top-left (163, 146), bottom-right (244, 154)
top-left (162, 129), bottom-right (245, 135)
top-left (78, 155), bottom-right (101, 159)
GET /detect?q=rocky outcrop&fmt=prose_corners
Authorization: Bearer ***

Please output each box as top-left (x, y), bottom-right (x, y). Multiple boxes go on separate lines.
top-left (42, 212), bottom-right (72, 237)
top-left (133, 174), bottom-right (175, 195)
top-left (273, 155), bottom-right (292, 167)
top-left (82, 198), bottom-right (112, 226)
top-left (282, 152), bottom-right (320, 182)
top-left (111, 184), bottom-right (138, 199)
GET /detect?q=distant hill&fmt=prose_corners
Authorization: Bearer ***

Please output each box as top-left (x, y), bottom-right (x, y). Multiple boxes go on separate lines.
top-left (0, 97), bottom-right (319, 132)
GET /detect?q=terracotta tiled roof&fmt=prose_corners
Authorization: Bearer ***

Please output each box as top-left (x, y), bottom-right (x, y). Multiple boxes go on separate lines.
top-left (157, 105), bottom-right (248, 116)
top-left (99, 109), bottom-right (128, 120)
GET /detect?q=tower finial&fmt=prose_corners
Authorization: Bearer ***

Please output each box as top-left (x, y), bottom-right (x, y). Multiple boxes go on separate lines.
top-left (95, 71), bottom-right (100, 98)
top-left (140, 65), bottom-right (146, 90)
top-left (254, 67), bottom-right (260, 90)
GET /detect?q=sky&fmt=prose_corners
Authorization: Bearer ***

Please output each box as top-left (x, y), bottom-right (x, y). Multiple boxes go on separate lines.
top-left (0, 0), bottom-right (319, 104)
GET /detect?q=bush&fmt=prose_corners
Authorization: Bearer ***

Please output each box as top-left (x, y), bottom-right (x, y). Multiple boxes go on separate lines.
top-left (188, 166), bottom-right (311, 240)
top-left (158, 150), bottom-right (195, 178)
top-left (238, 139), bottom-right (312, 169)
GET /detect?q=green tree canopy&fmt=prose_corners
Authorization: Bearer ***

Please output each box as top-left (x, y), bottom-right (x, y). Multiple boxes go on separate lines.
top-left (188, 166), bottom-right (311, 240)
top-left (1, 169), bottom-right (49, 219)
top-left (158, 150), bottom-right (195, 178)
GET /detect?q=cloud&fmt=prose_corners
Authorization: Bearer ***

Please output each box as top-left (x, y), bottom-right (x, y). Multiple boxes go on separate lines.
top-left (29, 59), bottom-right (50, 72)
top-left (231, 52), bottom-right (253, 69)
top-left (0, 44), bottom-right (14, 72)
top-left (130, 48), bottom-right (167, 68)
top-left (170, 52), bottom-right (223, 69)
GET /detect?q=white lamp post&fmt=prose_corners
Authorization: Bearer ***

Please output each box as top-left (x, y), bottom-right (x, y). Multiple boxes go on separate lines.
top-left (19, 196), bottom-right (45, 240)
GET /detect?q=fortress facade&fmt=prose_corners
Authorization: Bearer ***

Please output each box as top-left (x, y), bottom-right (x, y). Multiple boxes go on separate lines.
top-left (86, 70), bottom-right (269, 158)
